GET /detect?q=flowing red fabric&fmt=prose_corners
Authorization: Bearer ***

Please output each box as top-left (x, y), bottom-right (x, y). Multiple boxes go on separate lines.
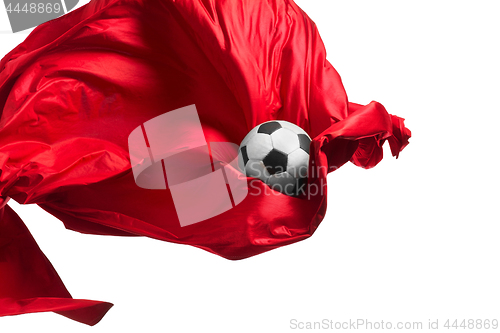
top-left (0, 0), bottom-right (410, 325)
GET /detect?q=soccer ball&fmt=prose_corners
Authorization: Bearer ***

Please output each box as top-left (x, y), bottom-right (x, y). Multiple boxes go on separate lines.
top-left (237, 120), bottom-right (311, 196)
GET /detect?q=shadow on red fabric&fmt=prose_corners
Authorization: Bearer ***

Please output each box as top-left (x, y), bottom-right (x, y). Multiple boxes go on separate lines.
top-left (0, 0), bottom-right (410, 325)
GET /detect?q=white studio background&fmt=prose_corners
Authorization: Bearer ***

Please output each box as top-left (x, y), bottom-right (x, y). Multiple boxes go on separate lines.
top-left (1, 1), bottom-right (499, 332)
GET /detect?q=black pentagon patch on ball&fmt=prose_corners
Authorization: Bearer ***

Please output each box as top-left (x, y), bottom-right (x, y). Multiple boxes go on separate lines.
top-left (262, 149), bottom-right (288, 175)
top-left (258, 121), bottom-right (282, 135)
top-left (295, 177), bottom-right (308, 197)
top-left (298, 134), bottom-right (311, 154)
top-left (240, 146), bottom-right (249, 166)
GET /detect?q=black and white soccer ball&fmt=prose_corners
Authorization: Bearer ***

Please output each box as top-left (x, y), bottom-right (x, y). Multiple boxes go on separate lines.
top-left (237, 120), bottom-right (311, 196)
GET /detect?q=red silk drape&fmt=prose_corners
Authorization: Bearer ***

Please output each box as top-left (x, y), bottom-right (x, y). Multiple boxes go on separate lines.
top-left (0, 0), bottom-right (410, 325)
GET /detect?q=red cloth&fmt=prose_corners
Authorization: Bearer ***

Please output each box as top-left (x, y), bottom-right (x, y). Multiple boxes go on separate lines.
top-left (0, 0), bottom-right (410, 325)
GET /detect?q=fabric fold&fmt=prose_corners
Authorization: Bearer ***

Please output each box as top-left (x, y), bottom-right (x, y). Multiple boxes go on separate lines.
top-left (0, 0), bottom-right (410, 324)
top-left (0, 202), bottom-right (113, 325)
